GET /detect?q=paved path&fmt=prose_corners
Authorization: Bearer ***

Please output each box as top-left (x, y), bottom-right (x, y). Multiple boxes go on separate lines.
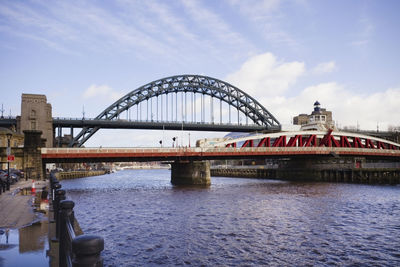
top-left (0, 179), bottom-right (48, 229)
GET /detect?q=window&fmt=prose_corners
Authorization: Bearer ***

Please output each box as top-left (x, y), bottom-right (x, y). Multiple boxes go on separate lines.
top-left (30, 109), bottom-right (36, 118)
top-left (31, 121), bottom-right (36, 130)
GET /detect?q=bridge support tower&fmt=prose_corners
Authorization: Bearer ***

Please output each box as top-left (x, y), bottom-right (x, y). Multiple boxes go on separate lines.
top-left (171, 161), bottom-right (211, 186)
top-left (23, 130), bottom-right (45, 180)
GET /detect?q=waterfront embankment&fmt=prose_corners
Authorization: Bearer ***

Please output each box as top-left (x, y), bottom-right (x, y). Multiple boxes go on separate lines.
top-left (211, 167), bottom-right (400, 184)
top-left (0, 179), bottom-right (50, 266)
top-left (54, 170), bottom-right (107, 180)
top-left (0, 179), bottom-right (47, 229)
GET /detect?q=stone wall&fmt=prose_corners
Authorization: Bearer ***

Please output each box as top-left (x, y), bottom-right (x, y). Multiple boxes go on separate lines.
top-left (20, 94), bottom-right (53, 147)
top-left (171, 161), bottom-right (211, 185)
top-left (54, 170), bottom-right (107, 180)
top-left (23, 130), bottom-right (44, 180)
top-left (0, 147), bottom-right (24, 170)
top-left (211, 167), bottom-right (400, 185)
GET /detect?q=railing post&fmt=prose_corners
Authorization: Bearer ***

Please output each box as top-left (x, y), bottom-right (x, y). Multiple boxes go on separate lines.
top-left (55, 189), bottom-right (66, 238)
top-left (50, 174), bottom-right (58, 189)
top-left (52, 182), bottom-right (61, 203)
top-left (72, 235), bottom-right (104, 267)
top-left (59, 200), bottom-right (75, 267)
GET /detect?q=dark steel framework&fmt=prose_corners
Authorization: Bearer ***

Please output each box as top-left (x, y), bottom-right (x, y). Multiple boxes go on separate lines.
top-left (70, 75), bottom-right (281, 147)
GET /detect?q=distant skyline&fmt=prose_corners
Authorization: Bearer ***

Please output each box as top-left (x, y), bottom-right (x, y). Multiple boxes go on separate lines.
top-left (1, 0), bottom-right (399, 146)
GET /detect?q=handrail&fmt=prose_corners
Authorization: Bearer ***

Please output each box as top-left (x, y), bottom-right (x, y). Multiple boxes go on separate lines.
top-left (42, 146), bottom-right (400, 157)
top-left (50, 173), bottom-right (104, 267)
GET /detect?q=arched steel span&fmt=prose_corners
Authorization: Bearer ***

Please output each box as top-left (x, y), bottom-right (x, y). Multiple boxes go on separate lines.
top-left (70, 74), bottom-right (281, 147)
top-left (217, 130), bottom-right (400, 150)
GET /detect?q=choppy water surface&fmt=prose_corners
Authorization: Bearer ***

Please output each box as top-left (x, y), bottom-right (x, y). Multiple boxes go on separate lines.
top-left (61, 169), bottom-right (400, 266)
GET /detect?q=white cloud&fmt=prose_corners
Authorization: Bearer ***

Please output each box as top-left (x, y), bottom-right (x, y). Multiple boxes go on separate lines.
top-left (312, 61), bottom-right (336, 74)
top-left (225, 52), bottom-right (400, 131)
top-left (227, 0), bottom-right (298, 48)
top-left (225, 52), bottom-right (305, 96)
top-left (83, 84), bottom-right (124, 101)
top-left (180, 0), bottom-right (255, 52)
top-left (349, 13), bottom-right (375, 49)
top-left (261, 83), bottom-right (400, 131)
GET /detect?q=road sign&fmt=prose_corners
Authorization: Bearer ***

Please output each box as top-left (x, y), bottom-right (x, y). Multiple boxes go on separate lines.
top-left (7, 155), bottom-right (15, 162)
top-left (6, 147), bottom-right (11, 156)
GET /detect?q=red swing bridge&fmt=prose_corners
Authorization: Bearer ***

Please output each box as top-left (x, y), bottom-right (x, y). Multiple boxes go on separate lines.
top-left (222, 129), bottom-right (400, 151)
top-left (41, 129), bottom-right (400, 185)
top-left (41, 129), bottom-right (400, 162)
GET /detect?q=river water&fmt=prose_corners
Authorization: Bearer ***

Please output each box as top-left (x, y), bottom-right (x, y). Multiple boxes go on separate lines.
top-left (60, 169), bottom-right (400, 266)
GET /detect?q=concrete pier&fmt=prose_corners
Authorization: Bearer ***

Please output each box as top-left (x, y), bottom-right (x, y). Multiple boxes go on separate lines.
top-left (171, 161), bottom-right (211, 185)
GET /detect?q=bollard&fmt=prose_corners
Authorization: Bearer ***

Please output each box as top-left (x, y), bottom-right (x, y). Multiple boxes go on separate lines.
top-left (59, 200), bottom-right (75, 231)
top-left (72, 235), bottom-right (104, 267)
top-left (55, 189), bottom-right (66, 238)
top-left (59, 200), bottom-right (75, 267)
top-left (54, 187), bottom-right (65, 218)
top-left (52, 183), bottom-right (61, 203)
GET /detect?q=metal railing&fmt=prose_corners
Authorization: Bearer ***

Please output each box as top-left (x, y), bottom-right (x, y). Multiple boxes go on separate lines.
top-left (42, 146), bottom-right (400, 157)
top-left (52, 116), bottom-right (261, 126)
top-left (50, 173), bottom-right (104, 267)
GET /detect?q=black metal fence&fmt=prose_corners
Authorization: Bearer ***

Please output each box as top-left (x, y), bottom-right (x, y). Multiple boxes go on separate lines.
top-left (50, 173), bottom-right (104, 267)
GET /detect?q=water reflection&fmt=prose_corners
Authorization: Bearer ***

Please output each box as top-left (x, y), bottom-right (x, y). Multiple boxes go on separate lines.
top-left (0, 187), bottom-right (49, 267)
top-left (18, 222), bottom-right (48, 253)
top-left (0, 223), bottom-right (48, 267)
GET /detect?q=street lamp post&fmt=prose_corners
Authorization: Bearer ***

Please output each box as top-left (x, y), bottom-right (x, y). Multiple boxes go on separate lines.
top-left (6, 132), bottom-right (12, 191)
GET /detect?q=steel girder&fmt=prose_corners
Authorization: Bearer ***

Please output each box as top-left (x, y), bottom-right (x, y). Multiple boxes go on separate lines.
top-left (70, 74), bottom-right (281, 147)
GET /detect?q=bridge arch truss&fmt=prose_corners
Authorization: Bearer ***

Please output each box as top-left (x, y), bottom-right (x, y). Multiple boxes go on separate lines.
top-left (70, 75), bottom-right (280, 147)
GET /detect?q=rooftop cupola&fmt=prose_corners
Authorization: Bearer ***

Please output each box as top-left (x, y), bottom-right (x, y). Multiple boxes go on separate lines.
top-left (313, 101), bottom-right (321, 112)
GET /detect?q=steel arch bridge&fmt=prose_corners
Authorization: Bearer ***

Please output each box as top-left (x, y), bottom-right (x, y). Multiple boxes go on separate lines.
top-left (70, 74), bottom-right (281, 147)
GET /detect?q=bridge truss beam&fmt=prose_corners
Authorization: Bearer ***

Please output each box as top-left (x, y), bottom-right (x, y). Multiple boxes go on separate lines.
top-left (223, 130), bottom-right (400, 151)
top-left (53, 118), bottom-right (267, 132)
top-left (69, 75), bottom-right (281, 147)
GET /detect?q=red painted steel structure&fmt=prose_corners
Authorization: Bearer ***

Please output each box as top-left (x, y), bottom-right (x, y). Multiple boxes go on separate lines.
top-left (41, 131), bottom-right (400, 163)
top-left (42, 146), bottom-right (400, 163)
top-left (225, 130), bottom-right (400, 150)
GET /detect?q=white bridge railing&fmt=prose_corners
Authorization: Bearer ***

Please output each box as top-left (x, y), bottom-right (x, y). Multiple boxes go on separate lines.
top-left (42, 146), bottom-right (400, 157)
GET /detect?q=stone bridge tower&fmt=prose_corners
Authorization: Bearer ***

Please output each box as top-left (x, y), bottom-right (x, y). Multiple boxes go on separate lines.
top-left (20, 94), bottom-right (53, 147)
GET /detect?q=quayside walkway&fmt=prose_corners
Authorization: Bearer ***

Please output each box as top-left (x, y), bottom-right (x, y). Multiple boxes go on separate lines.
top-left (0, 179), bottom-right (47, 229)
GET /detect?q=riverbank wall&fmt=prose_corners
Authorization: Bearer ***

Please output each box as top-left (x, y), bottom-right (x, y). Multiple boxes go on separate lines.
top-left (54, 170), bottom-right (107, 180)
top-left (211, 167), bottom-right (400, 185)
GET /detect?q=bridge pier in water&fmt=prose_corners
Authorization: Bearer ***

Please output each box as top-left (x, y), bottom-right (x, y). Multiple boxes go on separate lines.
top-left (171, 160), bottom-right (211, 186)
top-left (211, 156), bottom-right (400, 185)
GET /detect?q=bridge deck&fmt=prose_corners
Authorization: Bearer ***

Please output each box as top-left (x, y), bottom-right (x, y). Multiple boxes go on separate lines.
top-left (41, 147), bottom-right (400, 163)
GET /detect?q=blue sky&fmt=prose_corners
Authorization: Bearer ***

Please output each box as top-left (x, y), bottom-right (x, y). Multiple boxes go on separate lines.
top-left (0, 0), bottom-right (399, 146)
